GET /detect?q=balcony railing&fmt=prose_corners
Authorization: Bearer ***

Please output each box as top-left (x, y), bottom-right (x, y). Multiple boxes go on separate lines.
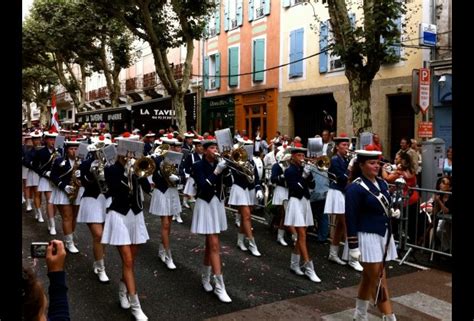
top-left (143, 72), bottom-right (157, 88)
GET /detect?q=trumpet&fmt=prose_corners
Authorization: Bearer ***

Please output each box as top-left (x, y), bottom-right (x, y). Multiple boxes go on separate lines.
top-left (214, 149), bottom-right (255, 183)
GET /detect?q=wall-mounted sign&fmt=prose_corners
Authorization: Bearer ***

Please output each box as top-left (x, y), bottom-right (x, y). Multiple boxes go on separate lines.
top-left (419, 23), bottom-right (437, 47)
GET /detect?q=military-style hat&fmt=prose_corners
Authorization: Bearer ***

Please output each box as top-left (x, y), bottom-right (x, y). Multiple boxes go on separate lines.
top-left (355, 150), bottom-right (382, 162)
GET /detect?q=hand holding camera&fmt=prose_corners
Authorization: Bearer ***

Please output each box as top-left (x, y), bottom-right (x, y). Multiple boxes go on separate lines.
top-left (46, 240), bottom-right (66, 272)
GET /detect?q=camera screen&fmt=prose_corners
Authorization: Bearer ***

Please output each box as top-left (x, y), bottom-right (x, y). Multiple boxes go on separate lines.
top-left (31, 242), bottom-right (49, 258)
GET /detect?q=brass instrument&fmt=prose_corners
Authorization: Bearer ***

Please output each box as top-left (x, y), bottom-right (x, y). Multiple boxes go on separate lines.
top-left (160, 160), bottom-right (178, 187)
top-left (214, 146), bottom-right (255, 183)
top-left (68, 156), bottom-right (81, 203)
top-left (301, 160), bottom-right (338, 184)
top-left (304, 155), bottom-right (331, 171)
top-left (153, 143), bottom-right (170, 158)
top-left (133, 156), bottom-right (156, 177)
top-left (90, 149), bottom-right (109, 194)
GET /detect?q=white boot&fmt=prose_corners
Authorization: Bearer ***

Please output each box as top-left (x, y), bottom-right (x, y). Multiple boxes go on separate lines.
top-left (22, 193), bottom-right (25, 204)
top-left (290, 253), bottom-right (304, 276)
top-left (213, 274), bottom-right (232, 303)
top-left (201, 265), bottom-right (213, 292)
top-left (48, 217), bottom-right (56, 235)
top-left (382, 313), bottom-right (397, 321)
top-left (248, 238), bottom-right (261, 257)
top-left (353, 298), bottom-right (369, 321)
top-left (175, 213), bottom-right (183, 224)
top-left (328, 245), bottom-right (347, 265)
top-left (129, 293), bottom-right (148, 321)
top-left (182, 197), bottom-right (190, 209)
top-left (64, 234), bottom-right (79, 254)
top-left (118, 281), bottom-right (130, 309)
top-left (277, 229), bottom-right (288, 246)
top-left (158, 244), bottom-right (166, 263)
top-left (93, 259), bottom-right (110, 283)
top-left (237, 233), bottom-right (248, 251)
top-left (302, 260), bottom-right (321, 283)
top-left (235, 213), bottom-right (241, 227)
top-left (164, 249), bottom-right (176, 270)
top-left (26, 199), bottom-right (33, 212)
top-left (35, 208), bottom-right (44, 223)
top-left (348, 257), bottom-right (364, 272)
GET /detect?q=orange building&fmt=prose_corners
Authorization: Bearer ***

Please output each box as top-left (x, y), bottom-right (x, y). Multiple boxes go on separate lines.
top-left (202, 0), bottom-right (280, 141)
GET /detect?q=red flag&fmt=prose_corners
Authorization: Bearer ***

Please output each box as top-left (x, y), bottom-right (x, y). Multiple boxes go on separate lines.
top-left (50, 92), bottom-right (60, 132)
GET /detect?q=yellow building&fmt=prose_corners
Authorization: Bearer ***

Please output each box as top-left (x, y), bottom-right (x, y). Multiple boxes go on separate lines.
top-left (279, 0), bottom-right (426, 159)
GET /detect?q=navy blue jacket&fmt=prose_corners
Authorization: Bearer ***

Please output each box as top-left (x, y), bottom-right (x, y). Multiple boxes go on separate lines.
top-left (193, 158), bottom-right (231, 203)
top-left (230, 159), bottom-right (262, 191)
top-left (47, 271), bottom-right (70, 321)
top-left (328, 154), bottom-right (350, 192)
top-left (345, 176), bottom-right (391, 249)
top-left (184, 152), bottom-right (203, 176)
top-left (151, 156), bottom-right (185, 193)
top-left (22, 145), bottom-right (34, 169)
top-left (143, 142), bottom-right (154, 156)
top-left (50, 157), bottom-right (76, 192)
top-left (284, 162), bottom-right (315, 199)
top-left (105, 161), bottom-right (151, 215)
top-left (79, 158), bottom-right (101, 199)
top-left (32, 147), bottom-right (58, 177)
top-left (270, 163), bottom-right (287, 188)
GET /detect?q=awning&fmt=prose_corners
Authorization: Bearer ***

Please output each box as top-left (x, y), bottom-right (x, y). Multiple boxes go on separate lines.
top-left (76, 105), bottom-right (131, 123)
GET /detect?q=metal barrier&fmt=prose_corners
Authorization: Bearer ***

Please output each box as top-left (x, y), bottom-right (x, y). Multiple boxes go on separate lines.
top-left (395, 186), bottom-right (452, 265)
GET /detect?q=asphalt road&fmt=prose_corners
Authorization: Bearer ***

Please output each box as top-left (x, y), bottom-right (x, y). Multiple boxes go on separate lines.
top-left (22, 196), bottom-right (421, 321)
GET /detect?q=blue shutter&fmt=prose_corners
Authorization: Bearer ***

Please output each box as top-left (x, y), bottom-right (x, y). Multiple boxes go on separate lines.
top-left (215, 0), bottom-right (221, 34)
top-left (290, 28), bottom-right (304, 78)
top-left (228, 47), bottom-right (239, 87)
top-left (248, 0), bottom-right (254, 21)
top-left (253, 39), bottom-right (265, 82)
top-left (349, 12), bottom-right (355, 30)
top-left (282, 0), bottom-right (290, 8)
top-left (215, 53), bottom-right (221, 89)
top-left (237, 0), bottom-right (243, 26)
top-left (319, 21), bottom-right (328, 73)
top-left (224, 0), bottom-right (229, 31)
top-left (263, 0), bottom-right (271, 15)
top-left (203, 56), bottom-right (209, 90)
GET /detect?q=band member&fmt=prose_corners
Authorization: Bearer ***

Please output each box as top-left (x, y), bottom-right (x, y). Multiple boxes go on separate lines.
top-left (22, 133), bottom-right (34, 211)
top-left (190, 138), bottom-right (232, 303)
top-left (182, 131), bottom-right (195, 151)
top-left (270, 149), bottom-right (297, 246)
top-left (228, 137), bottom-right (264, 257)
top-left (284, 147), bottom-right (321, 282)
top-left (50, 140), bottom-right (83, 253)
top-left (76, 138), bottom-right (111, 283)
top-left (344, 150), bottom-right (398, 321)
top-left (182, 137), bottom-right (204, 209)
top-left (149, 135), bottom-right (184, 269)
top-left (324, 135), bottom-right (363, 271)
top-left (26, 131), bottom-right (44, 217)
top-left (142, 131), bottom-right (156, 156)
top-left (102, 153), bottom-right (151, 320)
top-left (31, 130), bottom-right (59, 234)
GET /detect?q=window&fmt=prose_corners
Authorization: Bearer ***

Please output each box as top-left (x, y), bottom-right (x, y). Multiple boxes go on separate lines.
top-left (67, 110), bottom-right (73, 119)
top-left (204, 53), bottom-right (221, 90)
top-left (224, 0), bottom-right (243, 31)
top-left (327, 22), bottom-right (344, 71)
top-left (289, 28), bottom-right (304, 78)
top-left (253, 39), bottom-right (265, 82)
top-left (206, 0), bottom-right (220, 37)
top-left (248, 0), bottom-right (270, 21)
top-left (283, 0), bottom-right (305, 7)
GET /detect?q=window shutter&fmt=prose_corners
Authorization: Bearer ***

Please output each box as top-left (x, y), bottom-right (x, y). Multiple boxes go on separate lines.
top-left (253, 39), bottom-right (265, 82)
top-left (393, 16), bottom-right (402, 59)
top-left (224, 0), bottom-right (229, 31)
top-left (290, 28), bottom-right (304, 78)
top-left (319, 21), bottom-right (328, 73)
top-left (204, 56), bottom-right (209, 90)
top-left (215, 53), bottom-right (221, 89)
top-left (228, 47), bottom-right (239, 87)
top-left (263, 0), bottom-right (271, 15)
top-left (237, 0), bottom-right (243, 26)
top-left (282, 0), bottom-right (290, 8)
top-left (215, 0), bottom-right (221, 34)
top-left (248, 0), bottom-right (254, 22)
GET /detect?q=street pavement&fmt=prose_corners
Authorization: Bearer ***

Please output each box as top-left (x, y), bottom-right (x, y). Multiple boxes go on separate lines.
top-left (22, 195), bottom-right (451, 320)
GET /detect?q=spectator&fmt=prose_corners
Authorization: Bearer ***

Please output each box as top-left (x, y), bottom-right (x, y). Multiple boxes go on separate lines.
top-left (443, 146), bottom-right (452, 176)
top-left (434, 176), bottom-right (452, 252)
top-left (22, 240), bottom-right (70, 321)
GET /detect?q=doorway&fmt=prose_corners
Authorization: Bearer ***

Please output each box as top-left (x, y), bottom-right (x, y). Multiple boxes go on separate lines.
top-left (389, 94), bottom-right (414, 161)
top-left (244, 104), bottom-right (267, 140)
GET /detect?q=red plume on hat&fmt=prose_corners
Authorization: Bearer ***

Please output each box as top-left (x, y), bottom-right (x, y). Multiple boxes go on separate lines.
top-left (207, 135), bottom-right (215, 140)
top-left (122, 131), bottom-right (131, 138)
top-left (294, 142), bottom-right (303, 148)
top-left (339, 133), bottom-right (348, 137)
top-left (49, 128), bottom-right (58, 134)
top-left (99, 135), bottom-right (105, 141)
top-left (243, 136), bottom-right (249, 141)
top-left (167, 133), bottom-right (174, 139)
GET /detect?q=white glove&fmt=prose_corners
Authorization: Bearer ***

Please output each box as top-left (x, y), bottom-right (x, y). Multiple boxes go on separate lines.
top-left (74, 170), bottom-right (81, 178)
top-left (169, 174), bottom-right (180, 182)
top-left (256, 190), bottom-right (264, 201)
top-left (91, 160), bottom-right (100, 168)
top-left (214, 159), bottom-right (227, 175)
top-left (390, 208), bottom-right (401, 219)
top-left (185, 173), bottom-right (190, 179)
top-left (64, 185), bottom-right (74, 194)
top-left (349, 248), bottom-right (361, 261)
top-left (45, 171), bottom-right (51, 178)
top-left (302, 165), bottom-right (311, 178)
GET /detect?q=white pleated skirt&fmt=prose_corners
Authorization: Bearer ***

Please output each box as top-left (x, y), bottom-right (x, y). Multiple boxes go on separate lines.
top-left (37, 177), bottom-right (54, 192)
top-left (22, 166), bottom-right (29, 180)
top-left (77, 194), bottom-right (107, 223)
top-left (149, 188), bottom-right (182, 216)
top-left (50, 186), bottom-right (84, 205)
top-left (324, 188), bottom-right (345, 214)
top-left (342, 230), bottom-right (398, 263)
top-left (284, 196), bottom-right (314, 227)
top-left (272, 186), bottom-right (288, 205)
top-left (26, 170), bottom-right (40, 187)
top-left (101, 209), bottom-right (149, 245)
top-left (183, 176), bottom-right (197, 196)
top-left (228, 185), bottom-right (257, 206)
top-left (191, 196), bottom-right (227, 234)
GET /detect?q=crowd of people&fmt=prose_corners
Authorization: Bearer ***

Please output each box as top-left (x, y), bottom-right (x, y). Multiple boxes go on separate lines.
top-left (21, 125), bottom-right (452, 321)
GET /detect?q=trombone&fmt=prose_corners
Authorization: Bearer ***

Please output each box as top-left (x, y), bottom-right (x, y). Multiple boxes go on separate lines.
top-left (301, 155), bottom-right (338, 184)
top-left (214, 151), bottom-right (255, 183)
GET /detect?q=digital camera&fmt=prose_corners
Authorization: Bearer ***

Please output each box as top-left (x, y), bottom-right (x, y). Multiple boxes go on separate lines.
top-left (31, 242), bottom-right (49, 258)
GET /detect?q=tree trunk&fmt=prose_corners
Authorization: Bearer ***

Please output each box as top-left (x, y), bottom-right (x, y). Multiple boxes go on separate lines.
top-left (348, 77), bottom-right (372, 134)
top-left (39, 102), bottom-right (50, 128)
top-left (25, 100), bottom-right (32, 128)
top-left (172, 92), bottom-right (187, 133)
top-left (110, 73), bottom-right (121, 107)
